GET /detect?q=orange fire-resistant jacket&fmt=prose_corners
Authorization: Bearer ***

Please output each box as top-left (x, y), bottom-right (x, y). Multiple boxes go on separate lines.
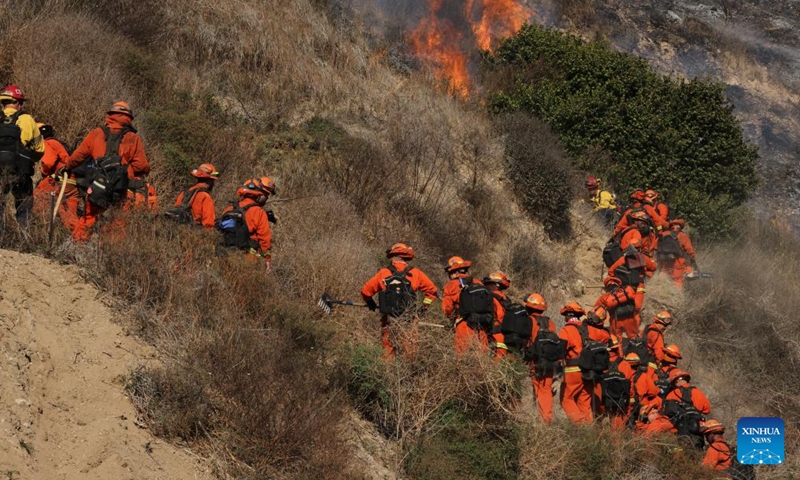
top-left (221, 198), bottom-right (272, 256)
top-left (361, 258), bottom-right (437, 306)
top-left (40, 138), bottom-right (70, 177)
top-left (66, 113), bottom-right (150, 180)
top-left (174, 184), bottom-right (215, 229)
top-left (643, 203), bottom-right (669, 231)
top-left (703, 439), bottom-right (733, 471)
top-left (645, 323), bottom-right (667, 365)
top-left (665, 385), bottom-right (711, 415)
top-left (559, 321), bottom-right (610, 363)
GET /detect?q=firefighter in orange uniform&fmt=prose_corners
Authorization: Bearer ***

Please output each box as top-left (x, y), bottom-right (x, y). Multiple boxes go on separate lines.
top-left (559, 303), bottom-right (609, 423)
top-left (171, 163), bottom-right (218, 229)
top-left (33, 123), bottom-right (79, 232)
top-left (700, 420), bottom-right (733, 471)
top-left (361, 243), bottom-right (437, 360)
top-left (219, 177), bottom-right (276, 271)
top-left (658, 219), bottom-right (697, 287)
top-left (64, 101), bottom-right (150, 242)
top-left (484, 272), bottom-right (512, 360)
top-left (644, 311), bottom-right (673, 369)
top-left (524, 293), bottom-right (559, 423)
top-left (442, 256), bottom-right (490, 355)
top-left (594, 275), bottom-right (641, 339)
top-left (665, 370), bottom-right (711, 416)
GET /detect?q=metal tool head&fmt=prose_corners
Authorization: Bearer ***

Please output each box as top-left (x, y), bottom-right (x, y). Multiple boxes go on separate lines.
top-left (317, 292), bottom-right (335, 315)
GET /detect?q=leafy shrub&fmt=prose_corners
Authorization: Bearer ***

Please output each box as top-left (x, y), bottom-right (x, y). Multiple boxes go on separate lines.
top-left (496, 112), bottom-right (575, 240)
top-left (486, 23), bottom-right (759, 239)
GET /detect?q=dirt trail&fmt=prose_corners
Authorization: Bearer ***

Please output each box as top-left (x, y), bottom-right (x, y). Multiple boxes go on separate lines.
top-left (0, 249), bottom-right (210, 480)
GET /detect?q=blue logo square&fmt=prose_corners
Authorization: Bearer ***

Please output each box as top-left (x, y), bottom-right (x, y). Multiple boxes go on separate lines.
top-left (737, 417), bottom-right (784, 465)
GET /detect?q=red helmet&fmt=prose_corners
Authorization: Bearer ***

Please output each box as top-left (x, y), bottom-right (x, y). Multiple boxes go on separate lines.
top-left (669, 369), bottom-right (691, 384)
top-left (445, 256), bottom-right (472, 273)
top-left (560, 302), bottom-right (585, 317)
top-left (585, 177), bottom-right (599, 190)
top-left (603, 276), bottom-right (622, 287)
top-left (191, 163), bottom-right (219, 181)
top-left (483, 271), bottom-right (510, 290)
top-left (386, 243), bottom-right (415, 260)
top-left (0, 84), bottom-right (25, 102)
top-left (237, 177), bottom-right (276, 198)
top-left (107, 101), bottom-right (134, 118)
top-left (524, 293), bottom-right (547, 311)
top-left (645, 189), bottom-right (659, 201)
top-left (700, 419), bottom-right (725, 435)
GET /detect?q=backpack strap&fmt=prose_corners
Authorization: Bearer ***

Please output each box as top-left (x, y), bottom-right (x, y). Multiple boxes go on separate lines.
top-left (7, 110), bottom-right (22, 125)
top-left (100, 125), bottom-right (132, 159)
top-left (536, 316), bottom-right (550, 333)
top-left (615, 225), bottom-right (637, 242)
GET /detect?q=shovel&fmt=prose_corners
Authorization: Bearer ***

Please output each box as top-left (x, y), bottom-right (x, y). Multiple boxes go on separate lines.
top-left (316, 292), bottom-right (444, 328)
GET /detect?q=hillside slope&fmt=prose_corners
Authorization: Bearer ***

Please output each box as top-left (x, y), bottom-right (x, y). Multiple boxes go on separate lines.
top-left (0, 249), bottom-right (209, 480)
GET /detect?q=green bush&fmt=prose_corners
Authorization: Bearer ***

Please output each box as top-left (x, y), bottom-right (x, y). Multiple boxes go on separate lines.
top-left (485, 24), bottom-right (759, 239)
top-left (406, 409), bottom-right (519, 480)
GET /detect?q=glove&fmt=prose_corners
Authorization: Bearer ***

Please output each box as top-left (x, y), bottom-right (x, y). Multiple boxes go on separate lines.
top-left (365, 298), bottom-right (378, 312)
top-left (267, 210), bottom-right (278, 224)
top-left (54, 167), bottom-right (67, 178)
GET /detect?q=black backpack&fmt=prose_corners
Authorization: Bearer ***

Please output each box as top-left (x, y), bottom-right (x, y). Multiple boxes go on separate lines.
top-left (458, 281), bottom-right (494, 331)
top-left (601, 359), bottom-right (631, 413)
top-left (662, 386), bottom-right (704, 440)
top-left (499, 298), bottom-right (533, 349)
top-left (622, 335), bottom-right (653, 372)
top-left (0, 110), bottom-right (34, 177)
top-left (574, 324), bottom-right (610, 381)
top-left (164, 187), bottom-right (209, 224)
top-left (609, 286), bottom-right (636, 319)
top-left (727, 446), bottom-right (756, 480)
top-left (378, 265), bottom-right (416, 318)
top-left (525, 316), bottom-right (567, 367)
top-left (216, 203), bottom-right (260, 250)
top-left (657, 231), bottom-right (683, 262)
top-left (602, 226), bottom-right (636, 268)
top-left (655, 365), bottom-right (674, 396)
top-left (613, 264), bottom-right (644, 287)
top-left (86, 126), bottom-right (132, 208)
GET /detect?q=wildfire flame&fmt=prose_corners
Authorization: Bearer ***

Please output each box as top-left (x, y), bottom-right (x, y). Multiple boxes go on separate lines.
top-left (408, 0), bottom-right (532, 98)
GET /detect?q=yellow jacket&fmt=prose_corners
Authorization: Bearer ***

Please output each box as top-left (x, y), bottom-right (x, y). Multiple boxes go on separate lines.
top-left (3, 106), bottom-right (44, 155)
top-left (591, 190), bottom-right (616, 211)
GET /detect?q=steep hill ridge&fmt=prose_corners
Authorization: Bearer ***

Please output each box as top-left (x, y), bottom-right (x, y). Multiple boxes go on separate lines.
top-left (0, 249), bottom-right (209, 480)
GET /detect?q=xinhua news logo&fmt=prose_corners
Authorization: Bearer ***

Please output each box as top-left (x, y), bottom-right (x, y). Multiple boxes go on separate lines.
top-left (737, 417), bottom-right (784, 465)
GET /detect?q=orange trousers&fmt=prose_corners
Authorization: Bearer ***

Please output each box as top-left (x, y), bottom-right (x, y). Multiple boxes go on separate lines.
top-left (454, 320), bottom-right (488, 355)
top-left (661, 259), bottom-right (689, 287)
top-left (380, 316), bottom-right (418, 360)
top-left (560, 370), bottom-right (592, 423)
top-left (34, 179), bottom-right (80, 234)
top-left (72, 189), bottom-right (157, 242)
top-left (531, 371), bottom-right (554, 423)
top-left (612, 316), bottom-right (640, 339)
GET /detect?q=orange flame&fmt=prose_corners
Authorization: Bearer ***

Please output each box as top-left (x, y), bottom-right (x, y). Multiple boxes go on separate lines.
top-left (408, 0), bottom-right (532, 98)
top-left (467, 0), bottom-right (532, 52)
top-left (409, 0), bottom-right (471, 98)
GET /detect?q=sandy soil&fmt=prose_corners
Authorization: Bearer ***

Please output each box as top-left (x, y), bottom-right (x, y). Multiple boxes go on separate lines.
top-left (0, 249), bottom-right (210, 480)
